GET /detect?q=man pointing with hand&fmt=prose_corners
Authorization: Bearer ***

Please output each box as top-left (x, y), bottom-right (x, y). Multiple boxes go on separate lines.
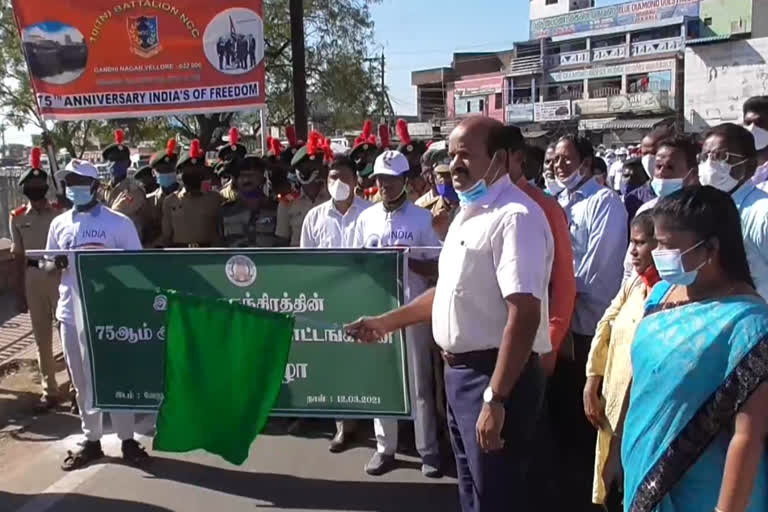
top-left (346, 117), bottom-right (554, 512)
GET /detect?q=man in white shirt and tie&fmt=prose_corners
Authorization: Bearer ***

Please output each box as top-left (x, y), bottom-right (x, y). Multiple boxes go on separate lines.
top-left (347, 117), bottom-right (554, 512)
top-left (300, 154), bottom-right (371, 452)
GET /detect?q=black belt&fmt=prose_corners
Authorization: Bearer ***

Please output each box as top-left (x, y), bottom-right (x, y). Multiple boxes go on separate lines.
top-left (441, 348), bottom-right (538, 369)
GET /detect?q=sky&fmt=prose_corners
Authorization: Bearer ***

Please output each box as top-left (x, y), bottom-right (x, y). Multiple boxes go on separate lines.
top-left (3, 0), bottom-right (626, 146)
top-left (371, 0), bottom-right (625, 116)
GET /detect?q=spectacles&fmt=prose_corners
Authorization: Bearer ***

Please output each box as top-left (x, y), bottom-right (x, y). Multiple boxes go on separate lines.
top-left (697, 150), bottom-right (746, 164)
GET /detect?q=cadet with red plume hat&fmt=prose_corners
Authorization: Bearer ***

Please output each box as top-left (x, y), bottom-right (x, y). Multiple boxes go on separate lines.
top-left (275, 130), bottom-right (330, 246)
top-left (396, 119), bottom-right (431, 203)
top-left (143, 138), bottom-right (180, 246)
top-left (349, 120), bottom-right (380, 200)
top-left (9, 147), bottom-right (64, 411)
top-left (159, 139), bottom-right (222, 248)
top-left (99, 129), bottom-right (147, 234)
top-left (218, 127), bottom-right (247, 202)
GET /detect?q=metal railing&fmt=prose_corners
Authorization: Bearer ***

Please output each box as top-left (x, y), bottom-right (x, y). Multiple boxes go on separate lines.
top-left (631, 37), bottom-right (683, 57)
top-left (592, 44), bottom-right (627, 62)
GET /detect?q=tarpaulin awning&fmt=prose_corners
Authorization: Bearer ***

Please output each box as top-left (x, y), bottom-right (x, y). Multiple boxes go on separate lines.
top-left (603, 118), bottom-right (672, 130)
top-left (685, 35), bottom-right (734, 46)
top-left (522, 130), bottom-right (549, 139)
top-left (579, 118), bottom-right (616, 131)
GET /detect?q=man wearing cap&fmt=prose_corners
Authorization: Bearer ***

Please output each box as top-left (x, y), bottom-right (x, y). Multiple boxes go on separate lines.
top-left (45, 159), bottom-right (148, 470)
top-left (133, 165), bottom-right (158, 195)
top-left (352, 149), bottom-right (443, 478)
top-left (346, 117), bottom-right (555, 511)
top-left (218, 128), bottom-right (247, 203)
top-left (396, 119), bottom-right (429, 203)
top-left (160, 140), bottom-right (222, 248)
top-left (144, 139), bottom-right (179, 247)
top-left (218, 155), bottom-right (279, 247)
top-left (99, 130), bottom-right (147, 235)
top-left (350, 121), bottom-right (380, 201)
top-left (277, 132), bottom-right (330, 247)
top-left (10, 148), bottom-right (64, 411)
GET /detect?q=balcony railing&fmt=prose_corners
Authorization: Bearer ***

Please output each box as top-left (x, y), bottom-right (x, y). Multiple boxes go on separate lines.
top-left (507, 55), bottom-right (543, 76)
top-left (631, 37), bottom-right (683, 57)
top-left (591, 44), bottom-right (627, 62)
top-left (544, 50), bottom-right (590, 68)
top-left (590, 87), bottom-right (622, 99)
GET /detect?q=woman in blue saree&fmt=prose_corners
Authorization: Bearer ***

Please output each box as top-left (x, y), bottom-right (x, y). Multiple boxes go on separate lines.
top-left (623, 186), bottom-right (768, 512)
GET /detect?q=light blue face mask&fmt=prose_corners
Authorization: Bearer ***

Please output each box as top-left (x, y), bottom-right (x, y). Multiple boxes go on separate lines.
top-left (156, 172), bottom-right (177, 188)
top-left (66, 185), bottom-right (94, 206)
top-left (651, 240), bottom-right (707, 286)
top-left (456, 154), bottom-right (500, 206)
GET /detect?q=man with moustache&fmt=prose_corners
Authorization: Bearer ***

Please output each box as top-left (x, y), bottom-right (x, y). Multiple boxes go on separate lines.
top-left (347, 117), bottom-right (554, 511)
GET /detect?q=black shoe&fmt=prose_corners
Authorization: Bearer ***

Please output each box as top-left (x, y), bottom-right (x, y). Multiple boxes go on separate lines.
top-left (33, 396), bottom-right (59, 414)
top-left (121, 439), bottom-right (150, 466)
top-left (62, 440), bottom-right (104, 471)
top-left (329, 431), bottom-right (350, 453)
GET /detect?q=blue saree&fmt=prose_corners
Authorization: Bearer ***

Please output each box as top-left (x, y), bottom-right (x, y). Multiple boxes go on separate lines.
top-left (622, 281), bottom-right (768, 512)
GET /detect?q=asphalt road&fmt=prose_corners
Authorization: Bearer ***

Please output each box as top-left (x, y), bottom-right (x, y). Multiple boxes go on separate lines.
top-left (0, 412), bottom-right (459, 512)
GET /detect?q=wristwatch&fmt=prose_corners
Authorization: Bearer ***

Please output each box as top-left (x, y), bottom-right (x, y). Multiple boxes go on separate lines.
top-left (483, 386), bottom-right (505, 406)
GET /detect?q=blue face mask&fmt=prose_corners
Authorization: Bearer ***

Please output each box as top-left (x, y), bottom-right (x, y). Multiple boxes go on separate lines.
top-left (650, 177), bottom-right (684, 198)
top-left (108, 160), bottom-right (130, 180)
top-left (156, 173), bottom-right (177, 188)
top-left (436, 182), bottom-right (459, 202)
top-left (66, 185), bottom-right (94, 206)
top-left (651, 240), bottom-right (707, 286)
top-left (456, 154), bottom-right (499, 206)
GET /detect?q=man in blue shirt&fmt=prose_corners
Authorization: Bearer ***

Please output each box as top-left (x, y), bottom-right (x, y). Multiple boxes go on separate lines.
top-left (700, 123), bottom-right (768, 300)
top-left (551, 135), bottom-right (627, 510)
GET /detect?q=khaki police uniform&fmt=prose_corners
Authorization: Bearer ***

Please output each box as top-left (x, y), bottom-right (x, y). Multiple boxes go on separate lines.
top-left (100, 178), bottom-right (147, 235)
top-left (9, 202), bottom-right (62, 399)
top-left (276, 189), bottom-right (330, 247)
top-left (143, 185), bottom-right (178, 246)
top-left (161, 188), bottom-right (222, 247)
top-left (218, 199), bottom-right (279, 248)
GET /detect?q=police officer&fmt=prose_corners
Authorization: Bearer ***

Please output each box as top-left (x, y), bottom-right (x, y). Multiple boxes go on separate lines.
top-left (160, 140), bottom-right (222, 248)
top-left (276, 131), bottom-right (331, 247)
top-left (9, 148), bottom-right (63, 410)
top-left (144, 138), bottom-right (179, 247)
top-left (218, 155), bottom-right (279, 247)
top-left (350, 121), bottom-right (380, 201)
top-left (47, 159), bottom-right (149, 471)
top-left (396, 119), bottom-right (429, 203)
top-left (218, 128), bottom-right (247, 203)
top-left (99, 129), bottom-right (147, 234)
top-left (352, 150), bottom-right (443, 478)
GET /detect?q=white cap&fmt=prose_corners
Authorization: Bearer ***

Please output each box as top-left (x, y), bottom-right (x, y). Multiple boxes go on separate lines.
top-left (55, 159), bottom-right (99, 181)
top-left (616, 147), bottom-right (628, 156)
top-left (605, 149), bottom-right (615, 156)
top-left (373, 150), bottom-right (409, 177)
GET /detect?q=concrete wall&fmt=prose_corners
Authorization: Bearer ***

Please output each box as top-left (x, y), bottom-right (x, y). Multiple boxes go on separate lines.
top-left (451, 73), bottom-right (505, 122)
top-left (530, 0), bottom-right (594, 21)
top-left (684, 37), bottom-right (768, 132)
top-left (754, 0), bottom-right (768, 38)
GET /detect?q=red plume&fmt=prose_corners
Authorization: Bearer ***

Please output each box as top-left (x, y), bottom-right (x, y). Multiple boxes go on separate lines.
top-left (189, 139), bottom-right (203, 159)
top-left (362, 120), bottom-right (373, 140)
top-left (307, 131), bottom-right (323, 157)
top-left (228, 127), bottom-right (239, 147)
top-left (115, 129), bottom-right (125, 145)
top-left (396, 119), bottom-right (411, 146)
top-left (322, 137), bottom-right (334, 163)
top-left (166, 138), bottom-right (177, 157)
top-left (30, 147), bottom-right (41, 169)
top-left (285, 125), bottom-right (297, 147)
top-left (271, 137), bottom-right (284, 155)
top-left (266, 136), bottom-right (274, 154)
top-left (378, 124), bottom-right (390, 148)
top-left (354, 135), bottom-right (366, 146)
top-left (367, 135), bottom-right (377, 145)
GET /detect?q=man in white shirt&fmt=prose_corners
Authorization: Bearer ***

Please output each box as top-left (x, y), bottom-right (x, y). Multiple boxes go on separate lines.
top-left (352, 150), bottom-right (443, 478)
top-left (46, 160), bottom-right (148, 471)
top-left (347, 117), bottom-right (554, 511)
top-left (300, 154), bottom-right (371, 452)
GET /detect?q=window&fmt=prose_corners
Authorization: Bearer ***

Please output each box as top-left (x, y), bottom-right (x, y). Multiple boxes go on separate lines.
top-left (704, 17), bottom-right (712, 26)
top-left (495, 93), bottom-right (503, 109)
top-left (546, 0), bottom-right (558, 5)
top-left (479, 99), bottom-right (485, 113)
top-left (466, 101), bottom-right (471, 112)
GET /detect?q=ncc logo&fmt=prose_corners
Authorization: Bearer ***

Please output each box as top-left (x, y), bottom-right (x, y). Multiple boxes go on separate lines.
top-left (127, 15), bottom-right (161, 58)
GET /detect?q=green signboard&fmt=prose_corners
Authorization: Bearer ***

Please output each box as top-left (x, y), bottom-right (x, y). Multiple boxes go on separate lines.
top-left (75, 249), bottom-right (410, 418)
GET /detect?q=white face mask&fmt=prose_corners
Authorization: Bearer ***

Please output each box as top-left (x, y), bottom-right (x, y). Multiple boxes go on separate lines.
top-left (544, 175), bottom-right (564, 195)
top-left (641, 154), bottom-right (656, 178)
top-left (698, 157), bottom-right (741, 193)
top-left (555, 163), bottom-right (584, 191)
top-left (746, 124), bottom-right (768, 151)
top-left (328, 179), bottom-right (351, 202)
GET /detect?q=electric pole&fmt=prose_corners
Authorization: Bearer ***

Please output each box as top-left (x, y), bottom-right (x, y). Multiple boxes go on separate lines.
top-left (364, 52), bottom-right (395, 123)
top-left (289, 0), bottom-right (308, 141)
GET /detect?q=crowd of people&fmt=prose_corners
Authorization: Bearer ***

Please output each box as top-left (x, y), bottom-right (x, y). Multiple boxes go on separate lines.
top-left (7, 96), bottom-right (768, 511)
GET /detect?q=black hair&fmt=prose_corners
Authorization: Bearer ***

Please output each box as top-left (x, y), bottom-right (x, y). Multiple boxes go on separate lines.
top-left (237, 156), bottom-right (267, 174)
top-left (645, 124), bottom-right (674, 144)
top-left (592, 155), bottom-right (607, 176)
top-left (703, 123), bottom-right (757, 161)
top-left (556, 134), bottom-right (593, 161)
top-left (743, 96), bottom-right (768, 117)
top-left (330, 155), bottom-right (355, 175)
top-left (623, 157), bottom-right (648, 184)
top-left (631, 210), bottom-right (655, 237)
top-left (488, 124), bottom-right (525, 157)
top-left (658, 135), bottom-right (700, 170)
top-left (524, 145), bottom-right (545, 181)
top-left (652, 186), bottom-right (755, 288)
